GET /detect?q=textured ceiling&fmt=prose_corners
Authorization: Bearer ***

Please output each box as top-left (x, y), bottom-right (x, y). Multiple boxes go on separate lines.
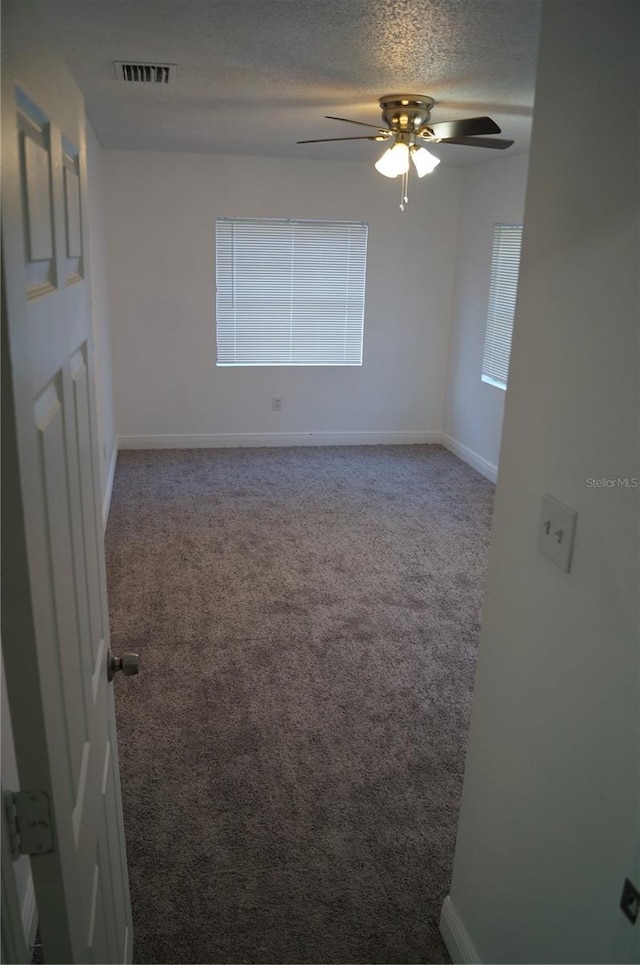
top-left (35, 0), bottom-right (542, 166)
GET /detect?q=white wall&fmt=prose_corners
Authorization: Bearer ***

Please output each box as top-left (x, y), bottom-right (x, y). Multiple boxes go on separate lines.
top-left (442, 152), bottom-right (529, 480)
top-left (443, 2), bottom-right (639, 963)
top-left (103, 151), bottom-right (461, 446)
top-left (85, 120), bottom-right (117, 517)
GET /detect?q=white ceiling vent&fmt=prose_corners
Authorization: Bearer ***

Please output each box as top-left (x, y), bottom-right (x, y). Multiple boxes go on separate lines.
top-left (114, 62), bottom-right (177, 85)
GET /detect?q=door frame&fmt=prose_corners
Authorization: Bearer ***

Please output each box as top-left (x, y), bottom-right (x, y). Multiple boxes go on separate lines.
top-left (1, 3), bottom-right (133, 960)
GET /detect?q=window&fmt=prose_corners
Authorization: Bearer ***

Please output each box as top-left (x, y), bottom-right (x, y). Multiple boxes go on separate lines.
top-left (215, 218), bottom-right (368, 366)
top-left (481, 223), bottom-right (523, 389)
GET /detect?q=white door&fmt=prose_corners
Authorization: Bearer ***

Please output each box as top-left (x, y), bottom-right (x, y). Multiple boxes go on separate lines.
top-left (1, 3), bottom-right (133, 962)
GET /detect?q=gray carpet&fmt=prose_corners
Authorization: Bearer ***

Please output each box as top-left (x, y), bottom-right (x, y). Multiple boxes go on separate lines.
top-left (106, 444), bottom-right (494, 964)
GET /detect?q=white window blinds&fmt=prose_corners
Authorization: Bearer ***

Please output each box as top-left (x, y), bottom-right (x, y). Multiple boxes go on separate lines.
top-left (481, 223), bottom-right (523, 389)
top-left (215, 218), bottom-right (368, 366)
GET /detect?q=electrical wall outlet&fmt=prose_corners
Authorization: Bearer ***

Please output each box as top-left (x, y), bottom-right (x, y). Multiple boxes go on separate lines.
top-left (537, 493), bottom-right (577, 572)
top-left (272, 397), bottom-right (282, 412)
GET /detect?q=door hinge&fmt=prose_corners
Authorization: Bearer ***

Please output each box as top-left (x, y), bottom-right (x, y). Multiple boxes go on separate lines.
top-left (3, 790), bottom-right (54, 860)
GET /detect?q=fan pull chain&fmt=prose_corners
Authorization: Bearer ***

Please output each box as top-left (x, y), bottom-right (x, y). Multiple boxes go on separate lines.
top-left (399, 169), bottom-right (409, 211)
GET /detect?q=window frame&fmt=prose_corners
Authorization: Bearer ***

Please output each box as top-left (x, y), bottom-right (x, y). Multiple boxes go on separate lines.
top-left (481, 222), bottom-right (523, 391)
top-left (215, 216), bottom-right (368, 368)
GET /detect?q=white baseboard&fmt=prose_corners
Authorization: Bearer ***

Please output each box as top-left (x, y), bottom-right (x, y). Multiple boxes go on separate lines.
top-left (103, 444), bottom-right (118, 530)
top-left (123, 923), bottom-right (132, 965)
top-left (21, 872), bottom-right (37, 949)
top-left (441, 434), bottom-right (498, 483)
top-left (117, 431), bottom-right (441, 450)
top-left (440, 896), bottom-right (481, 964)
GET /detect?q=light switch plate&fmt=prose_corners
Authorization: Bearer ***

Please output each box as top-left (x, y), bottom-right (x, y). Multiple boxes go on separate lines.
top-left (537, 493), bottom-right (577, 572)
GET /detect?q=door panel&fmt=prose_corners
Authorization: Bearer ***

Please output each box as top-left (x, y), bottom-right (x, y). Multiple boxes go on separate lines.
top-left (2, 3), bottom-right (133, 961)
top-left (69, 346), bottom-right (106, 669)
top-left (36, 372), bottom-right (89, 792)
top-left (18, 91), bottom-right (57, 298)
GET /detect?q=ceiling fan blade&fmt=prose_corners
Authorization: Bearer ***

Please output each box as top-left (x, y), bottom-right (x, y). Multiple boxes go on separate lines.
top-left (325, 115), bottom-right (387, 132)
top-left (425, 116), bottom-right (502, 140)
top-left (439, 136), bottom-right (514, 150)
top-left (297, 134), bottom-right (388, 144)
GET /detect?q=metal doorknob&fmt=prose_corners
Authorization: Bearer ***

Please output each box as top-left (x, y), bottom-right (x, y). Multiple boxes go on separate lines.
top-left (108, 650), bottom-right (140, 682)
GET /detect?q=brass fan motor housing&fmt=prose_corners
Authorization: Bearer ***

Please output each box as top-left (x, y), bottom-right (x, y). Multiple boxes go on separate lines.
top-left (378, 94), bottom-right (435, 133)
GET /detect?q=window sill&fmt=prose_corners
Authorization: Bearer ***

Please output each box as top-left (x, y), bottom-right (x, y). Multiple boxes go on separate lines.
top-left (481, 374), bottom-right (507, 391)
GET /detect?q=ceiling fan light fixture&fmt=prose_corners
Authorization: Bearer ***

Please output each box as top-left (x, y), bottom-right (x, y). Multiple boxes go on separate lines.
top-left (411, 146), bottom-right (440, 177)
top-left (374, 142), bottom-right (410, 178)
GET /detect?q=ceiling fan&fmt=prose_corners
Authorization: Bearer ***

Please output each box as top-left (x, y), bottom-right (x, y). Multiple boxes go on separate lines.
top-left (298, 94), bottom-right (514, 209)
